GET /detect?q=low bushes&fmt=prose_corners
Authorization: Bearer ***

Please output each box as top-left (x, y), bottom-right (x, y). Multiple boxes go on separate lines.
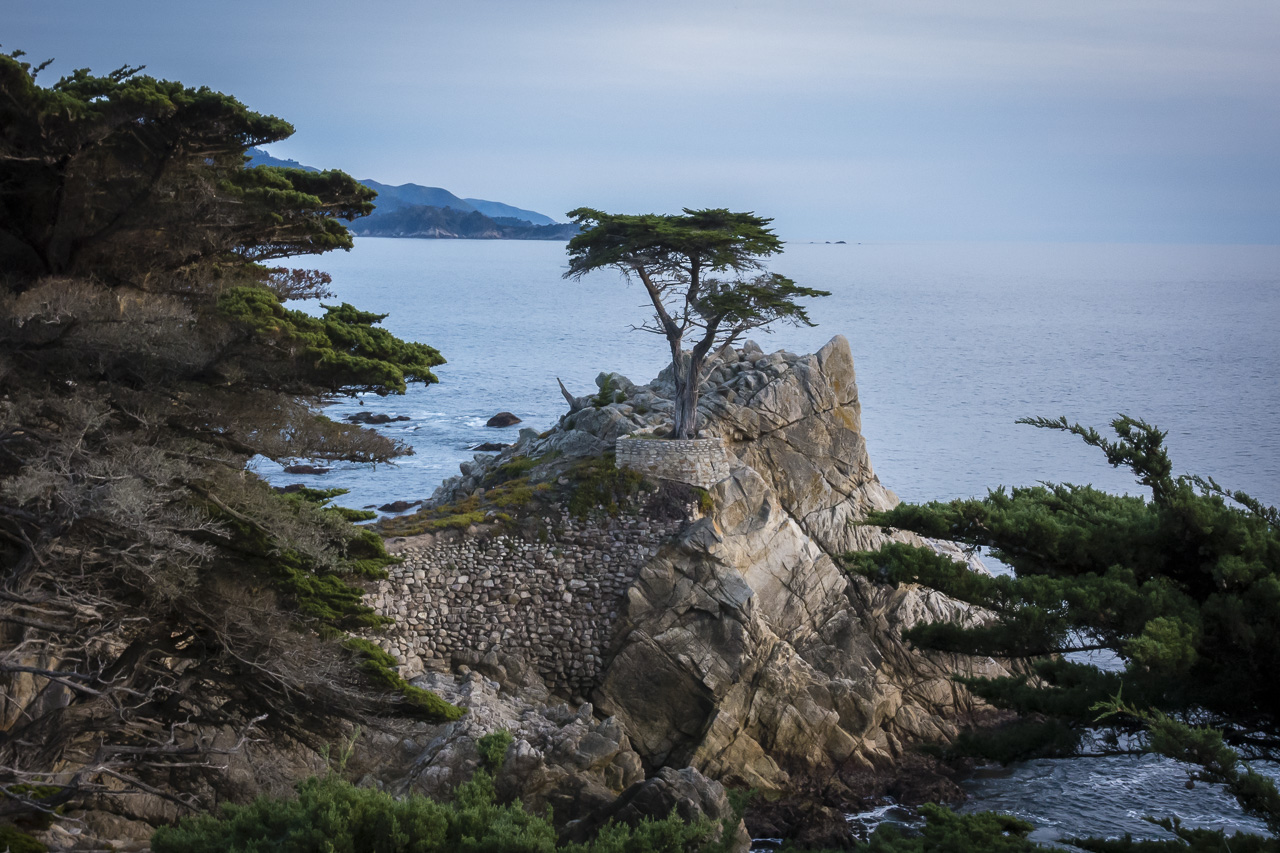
top-left (151, 772), bottom-right (726, 853)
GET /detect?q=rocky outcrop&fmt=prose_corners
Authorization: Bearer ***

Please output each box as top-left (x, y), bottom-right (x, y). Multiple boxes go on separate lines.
top-left (696, 336), bottom-right (900, 555)
top-left (593, 461), bottom-right (1004, 796)
top-left (387, 670), bottom-right (746, 849)
top-left (410, 335), bottom-right (1011, 833)
top-left (585, 336), bottom-right (1006, 794)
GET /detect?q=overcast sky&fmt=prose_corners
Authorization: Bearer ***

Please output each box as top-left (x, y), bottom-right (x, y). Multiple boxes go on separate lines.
top-left (6, 0), bottom-right (1279, 241)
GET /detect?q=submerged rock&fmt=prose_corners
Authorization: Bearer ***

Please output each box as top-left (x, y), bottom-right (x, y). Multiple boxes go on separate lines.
top-left (378, 499), bottom-right (422, 513)
top-left (282, 463), bottom-right (330, 475)
top-left (347, 411), bottom-right (411, 424)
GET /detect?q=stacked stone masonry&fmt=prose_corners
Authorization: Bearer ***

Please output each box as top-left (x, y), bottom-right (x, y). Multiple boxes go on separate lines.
top-left (368, 506), bottom-right (688, 697)
top-left (615, 436), bottom-right (732, 489)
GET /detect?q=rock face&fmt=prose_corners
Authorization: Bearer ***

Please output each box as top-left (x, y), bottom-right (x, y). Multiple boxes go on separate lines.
top-left (390, 671), bottom-right (747, 850)
top-left (594, 460), bottom-right (1002, 795)
top-left (698, 336), bottom-right (900, 555)
top-left (413, 335), bottom-right (1011, 822)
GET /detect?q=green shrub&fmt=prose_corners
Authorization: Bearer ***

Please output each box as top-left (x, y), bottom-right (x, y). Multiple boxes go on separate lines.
top-left (378, 509), bottom-right (485, 537)
top-left (566, 454), bottom-right (648, 519)
top-left (151, 773), bottom-right (722, 853)
top-left (693, 488), bottom-right (714, 515)
top-left (592, 375), bottom-right (628, 408)
top-left (477, 730), bottom-right (514, 771)
top-left (423, 511), bottom-right (486, 531)
top-left (378, 455), bottom-right (560, 537)
top-left (485, 455), bottom-right (541, 486)
top-left (642, 481), bottom-right (705, 523)
top-left (491, 483), bottom-right (535, 509)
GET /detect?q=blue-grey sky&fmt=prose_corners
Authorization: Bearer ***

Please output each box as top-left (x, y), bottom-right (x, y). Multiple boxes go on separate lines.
top-left (6, 0), bottom-right (1279, 242)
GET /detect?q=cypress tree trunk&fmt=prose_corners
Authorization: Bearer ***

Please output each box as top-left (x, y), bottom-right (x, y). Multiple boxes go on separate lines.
top-left (671, 353), bottom-right (704, 439)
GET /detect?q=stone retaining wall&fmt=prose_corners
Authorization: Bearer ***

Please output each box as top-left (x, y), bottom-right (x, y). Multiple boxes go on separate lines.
top-left (615, 436), bottom-right (732, 488)
top-left (369, 506), bottom-right (689, 698)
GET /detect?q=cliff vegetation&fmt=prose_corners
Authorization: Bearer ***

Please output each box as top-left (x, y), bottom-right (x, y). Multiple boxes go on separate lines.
top-left (849, 416), bottom-right (1280, 850)
top-left (0, 48), bottom-right (463, 845)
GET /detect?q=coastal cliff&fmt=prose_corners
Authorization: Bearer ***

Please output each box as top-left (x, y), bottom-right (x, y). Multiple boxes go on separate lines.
top-left (370, 336), bottom-right (1009, 846)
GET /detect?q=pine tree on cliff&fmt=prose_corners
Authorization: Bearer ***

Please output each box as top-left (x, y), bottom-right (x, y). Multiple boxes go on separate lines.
top-left (846, 416), bottom-right (1280, 850)
top-left (564, 207), bottom-right (829, 439)
top-left (0, 49), bottom-right (457, 831)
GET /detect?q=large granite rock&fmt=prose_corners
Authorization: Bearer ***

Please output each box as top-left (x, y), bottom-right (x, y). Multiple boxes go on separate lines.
top-left (589, 338), bottom-right (1009, 794)
top-left (696, 336), bottom-right (901, 555)
top-left (592, 461), bottom-right (1006, 797)
top-left (417, 335), bottom-right (1010, 837)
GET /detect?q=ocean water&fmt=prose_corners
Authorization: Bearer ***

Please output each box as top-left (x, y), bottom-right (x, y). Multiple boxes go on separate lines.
top-left (261, 237), bottom-right (1280, 842)
top-left (260, 238), bottom-right (1280, 512)
top-left (958, 755), bottom-right (1280, 845)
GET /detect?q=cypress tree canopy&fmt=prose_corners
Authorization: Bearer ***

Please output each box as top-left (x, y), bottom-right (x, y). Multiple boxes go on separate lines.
top-left (846, 416), bottom-right (1280, 849)
top-left (0, 50), bottom-right (454, 832)
top-left (564, 207), bottom-right (828, 439)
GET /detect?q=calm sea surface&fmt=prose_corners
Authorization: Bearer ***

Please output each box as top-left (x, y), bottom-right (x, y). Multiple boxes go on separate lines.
top-left (264, 238), bottom-right (1280, 512)
top-left (262, 237), bottom-right (1280, 843)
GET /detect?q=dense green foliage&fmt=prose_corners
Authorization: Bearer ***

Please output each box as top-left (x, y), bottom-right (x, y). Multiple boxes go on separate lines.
top-left (217, 287), bottom-right (442, 394)
top-left (846, 416), bottom-right (1280, 847)
top-left (477, 730), bottom-right (515, 771)
top-left (0, 49), bottom-right (453, 832)
top-left (564, 208), bottom-right (828, 438)
top-left (151, 773), bottom-right (724, 853)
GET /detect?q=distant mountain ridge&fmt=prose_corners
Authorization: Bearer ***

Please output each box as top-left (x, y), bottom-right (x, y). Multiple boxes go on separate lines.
top-left (343, 205), bottom-right (578, 240)
top-left (358, 179), bottom-right (475, 214)
top-left (245, 149), bottom-right (570, 239)
top-left (463, 198), bottom-right (556, 227)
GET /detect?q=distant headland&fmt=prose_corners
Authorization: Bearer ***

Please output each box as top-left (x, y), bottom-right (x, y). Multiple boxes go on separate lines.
top-left (247, 149), bottom-right (578, 240)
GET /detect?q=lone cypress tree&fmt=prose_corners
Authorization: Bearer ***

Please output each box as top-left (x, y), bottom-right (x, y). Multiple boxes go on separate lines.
top-left (564, 207), bottom-right (829, 439)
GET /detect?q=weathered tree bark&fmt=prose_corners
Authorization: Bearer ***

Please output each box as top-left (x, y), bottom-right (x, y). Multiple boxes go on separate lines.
top-left (671, 351), bottom-right (704, 439)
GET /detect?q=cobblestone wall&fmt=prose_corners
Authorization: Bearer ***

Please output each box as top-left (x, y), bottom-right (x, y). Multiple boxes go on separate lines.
top-left (369, 506), bottom-right (688, 697)
top-left (615, 437), bottom-right (731, 488)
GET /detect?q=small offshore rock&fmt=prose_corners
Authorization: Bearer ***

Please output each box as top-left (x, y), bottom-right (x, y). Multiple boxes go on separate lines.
top-left (378, 499), bottom-right (423, 513)
top-left (486, 412), bottom-right (523, 427)
top-left (282, 464), bottom-right (330, 475)
top-left (470, 442), bottom-right (510, 452)
top-left (347, 411), bottom-right (411, 425)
